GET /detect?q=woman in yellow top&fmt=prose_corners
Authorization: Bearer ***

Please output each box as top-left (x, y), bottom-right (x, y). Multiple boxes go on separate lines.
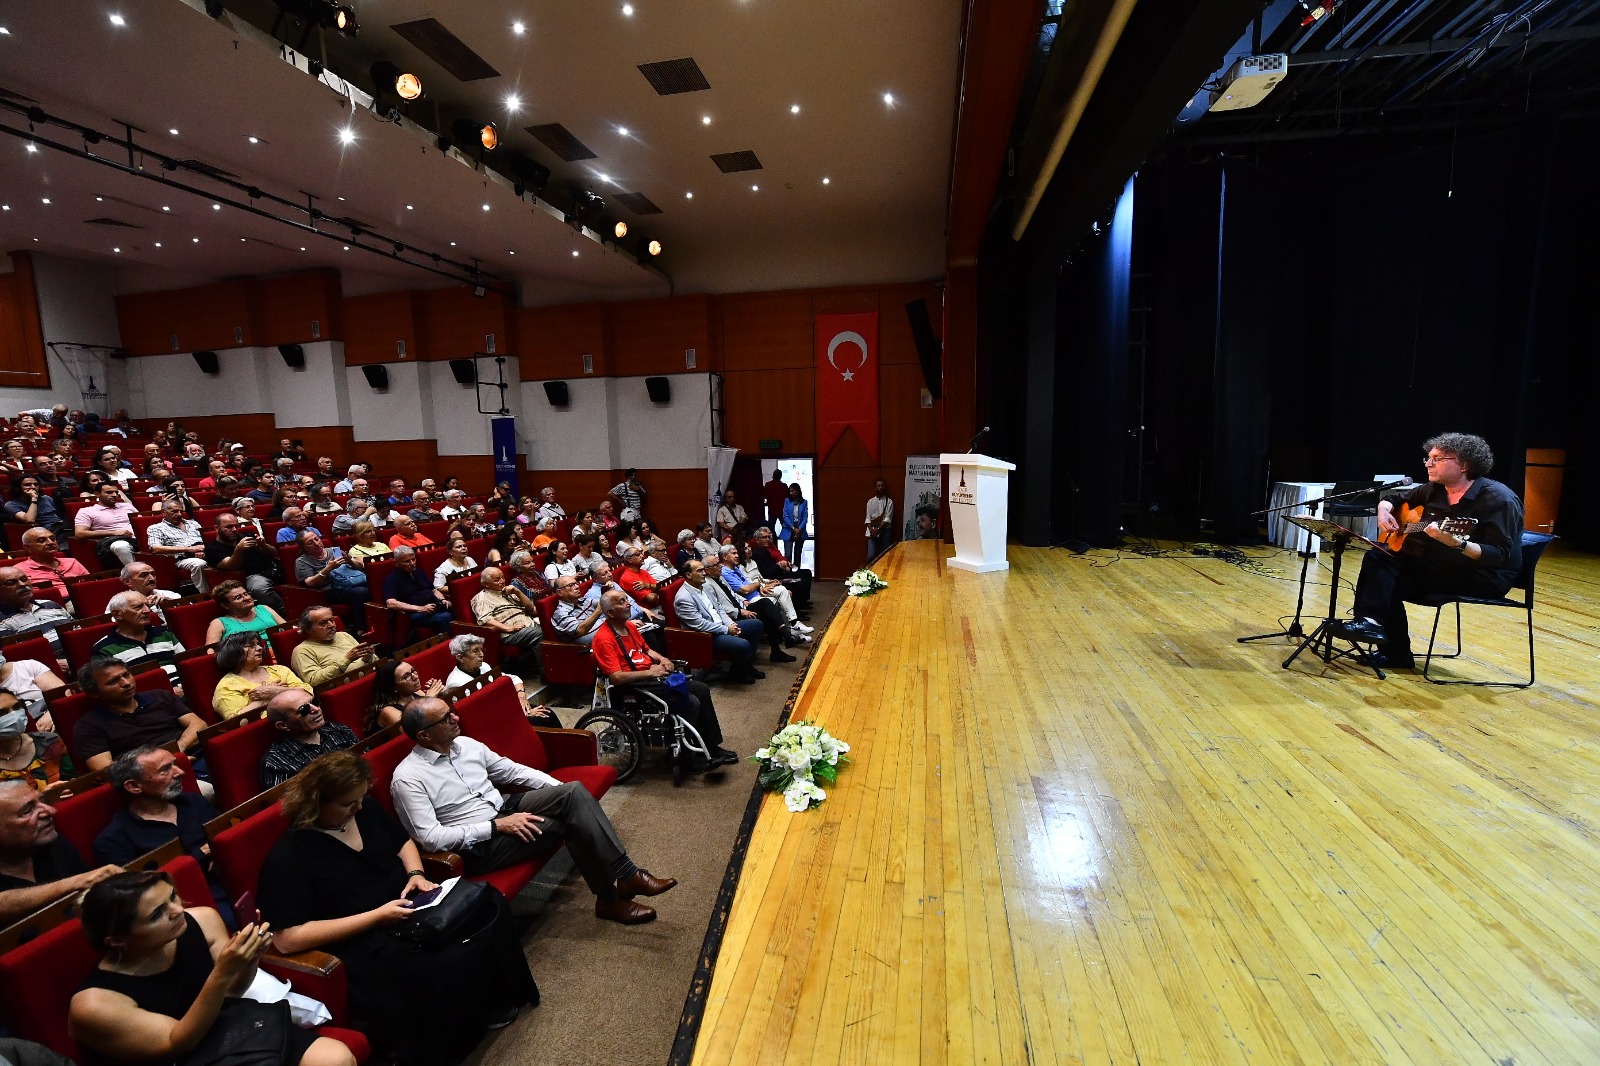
top-left (211, 631), bottom-right (310, 719)
top-left (346, 520), bottom-right (391, 567)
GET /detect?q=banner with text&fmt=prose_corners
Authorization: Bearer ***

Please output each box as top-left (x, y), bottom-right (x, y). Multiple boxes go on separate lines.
top-left (491, 417), bottom-right (519, 500)
top-left (814, 311), bottom-right (880, 462)
top-left (902, 455), bottom-right (941, 540)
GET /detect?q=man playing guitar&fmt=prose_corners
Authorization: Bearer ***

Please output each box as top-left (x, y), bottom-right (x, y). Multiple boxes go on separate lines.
top-left (1336, 432), bottom-right (1524, 668)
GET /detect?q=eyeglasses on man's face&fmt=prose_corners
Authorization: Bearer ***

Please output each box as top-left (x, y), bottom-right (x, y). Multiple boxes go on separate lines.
top-left (1423, 454), bottom-right (1459, 467)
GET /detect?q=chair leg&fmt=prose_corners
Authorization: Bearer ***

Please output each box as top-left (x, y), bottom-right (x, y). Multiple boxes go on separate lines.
top-left (1422, 605), bottom-right (1444, 682)
top-left (1423, 602), bottom-right (1536, 688)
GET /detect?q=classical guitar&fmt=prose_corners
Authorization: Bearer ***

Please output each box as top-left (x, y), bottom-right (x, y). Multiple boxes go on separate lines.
top-left (1377, 502), bottom-right (1477, 555)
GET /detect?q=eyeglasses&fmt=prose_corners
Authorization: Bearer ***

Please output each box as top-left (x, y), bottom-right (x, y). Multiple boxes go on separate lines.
top-left (1422, 455), bottom-right (1459, 466)
top-left (422, 710), bottom-right (458, 729)
top-left (289, 703), bottom-right (320, 718)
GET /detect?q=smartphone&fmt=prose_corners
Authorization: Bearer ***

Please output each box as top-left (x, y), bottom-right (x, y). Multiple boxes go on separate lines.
top-left (405, 884), bottom-right (444, 908)
top-left (234, 890), bottom-right (261, 926)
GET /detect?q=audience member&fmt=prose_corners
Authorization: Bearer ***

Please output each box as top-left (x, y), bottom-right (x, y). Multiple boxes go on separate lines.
top-left (596, 500), bottom-right (620, 534)
top-left (145, 499), bottom-right (209, 592)
top-left (549, 573), bottom-right (604, 646)
top-left (720, 544), bottom-right (812, 643)
top-left (672, 558), bottom-right (764, 683)
top-left (470, 566), bottom-right (544, 655)
top-left (715, 489), bottom-right (748, 543)
top-left (405, 491), bottom-right (442, 523)
top-left (0, 780), bottom-right (119, 923)
top-left (73, 659), bottom-right (205, 773)
top-left (91, 592), bottom-right (186, 686)
top-left (386, 514), bottom-right (432, 550)
top-left (91, 446), bottom-right (137, 488)
top-left (0, 692), bottom-right (72, 788)
top-left (506, 549), bottom-right (552, 601)
top-left (307, 482), bottom-right (342, 515)
top-left (533, 486), bottom-right (565, 526)
top-left (15, 527), bottom-right (88, 602)
top-left (295, 529), bottom-right (368, 631)
top-left (6, 475), bottom-right (68, 537)
top-left (203, 581), bottom-right (286, 645)
top-left (609, 469), bottom-right (648, 522)
top-left (393, 696), bottom-right (675, 923)
top-left (204, 514), bottom-right (286, 615)
top-left (437, 489), bottom-right (467, 519)
top-left (119, 561), bottom-right (182, 620)
top-left (751, 525), bottom-right (814, 611)
top-left (382, 547), bottom-right (452, 641)
top-left (442, 634), bottom-right (558, 725)
top-left (0, 567), bottom-right (73, 650)
top-left (613, 545), bottom-right (662, 608)
top-left (333, 464), bottom-right (364, 493)
top-left (432, 537), bottom-right (477, 589)
top-left (544, 539), bottom-right (579, 582)
top-left (211, 632), bottom-right (309, 719)
top-left (74, 481), bottom-right (140, 569)
top-left (0, 652), bottom-right (67, 731)
top-left (257, 691), bottom-right (359, 789)
top-left (289, 607), bottom-right (377, 688)
top-left (708, 552), bottom-right (797, 662)
top-left (275, 506), bottom-right (311, 544)
top-left (364, 659), bottom-right (441, 735)
top-left (780, 484), bottom-right (810, 562)
top-left (692, 521), bottom-right (719, 560)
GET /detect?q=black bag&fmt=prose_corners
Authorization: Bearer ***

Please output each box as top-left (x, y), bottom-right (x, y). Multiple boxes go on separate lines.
top-left (392, 878), bottom-right (496, 950)
top-left (180, 998), bottom-right (293, 1066)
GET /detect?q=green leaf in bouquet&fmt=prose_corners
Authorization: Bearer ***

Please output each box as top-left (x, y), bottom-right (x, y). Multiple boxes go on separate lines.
top-left (813, 762), bottom-right (838, 783)
top-left (759, 766), bottom-right (793, 791)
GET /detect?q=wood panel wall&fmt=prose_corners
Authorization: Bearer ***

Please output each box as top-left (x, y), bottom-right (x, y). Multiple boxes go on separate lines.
top-left (117, 270), bottom-right (340, 356)
top-left (0, 252), bottom-right (49, 388)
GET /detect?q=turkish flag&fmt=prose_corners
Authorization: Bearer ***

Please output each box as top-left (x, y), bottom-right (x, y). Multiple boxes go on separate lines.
top-left (815, 311), bottom-right (879, 462)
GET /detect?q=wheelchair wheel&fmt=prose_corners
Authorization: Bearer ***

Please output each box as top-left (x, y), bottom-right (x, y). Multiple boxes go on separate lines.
top-left (574, 709), bottom-right (644, 784)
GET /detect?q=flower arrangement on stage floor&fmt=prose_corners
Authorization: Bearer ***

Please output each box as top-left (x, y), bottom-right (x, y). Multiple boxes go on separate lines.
top-left (845, 568), bottom-right (889, 597)
top-left (753, 721), bottom-right (852, 812)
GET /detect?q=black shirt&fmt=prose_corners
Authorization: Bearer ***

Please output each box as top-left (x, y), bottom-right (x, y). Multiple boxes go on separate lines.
top-left (258, 723), bottom-right (360, 790)
top-left (205, 535), bottom-right (277, 578)
top-left (73, 691), bottom-right (193, 764)
top-left (0, 833), bottom-right (88, 892)
top-left (1387, 476), bottom-right (1523, 587)
top-left (92, 792), bottom-right (218, 868)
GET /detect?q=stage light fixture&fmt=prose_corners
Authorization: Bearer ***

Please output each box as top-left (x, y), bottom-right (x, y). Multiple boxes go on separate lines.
top-left (277, 1), bottom-right (357, 35)
top-left (508, 152), bottom-right (551, 197)
top-left (371, 61), bottom-right (422, 101)
top-left (451, 119), bottom-right (498, 152)
top-left (613, 221), bottom-right (628, 239)
top-left (640, 238), bottom-right (662, 257)
top-left (332, 5), bottom-right (357, 34)
top-left (205, 0), bottom-right (225, 18)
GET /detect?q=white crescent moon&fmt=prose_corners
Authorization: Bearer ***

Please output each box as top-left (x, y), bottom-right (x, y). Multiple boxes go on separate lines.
top-left (826, 331), bottom-right (869, 371)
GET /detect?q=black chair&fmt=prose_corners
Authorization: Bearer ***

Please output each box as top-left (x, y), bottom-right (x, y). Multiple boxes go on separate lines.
top-left (1407, 531), bottom-right (1555, 688)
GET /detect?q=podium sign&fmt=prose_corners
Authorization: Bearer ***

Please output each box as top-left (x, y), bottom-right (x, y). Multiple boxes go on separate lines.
top-left (939, 453), bottom-right (1016, 573)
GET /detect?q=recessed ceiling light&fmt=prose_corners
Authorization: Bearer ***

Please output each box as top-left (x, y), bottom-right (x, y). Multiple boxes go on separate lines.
top-left (108, 13), bottom-right (126, 27)
top-left (211, 203), bottom-right (221, 210)
top-left (239, 237), bottom-right (246, 242)
top-left (192, 237), bottom-right (199, 243)
top-left (511, 20), bottom-right (526, 35)
top-left (338, 127), bottom-right (356, 145)
top-left (751, 184), bottom-right (759, 192)
top-left (300, 246), bottom-right (306, 251)
top-left (508, 250), bottom-right (515, 255)
top-left (113, 247), bottom-right (121, 253)
top-left (0, 205), bottom-right (8, 211)
top-left (31, 238), bottom-right (38, 242)
top-left (247, 136), bottom-right (259, 144)
top-left (342, 245), bottom-right (350, 251)
top-left (162, 205), bottom-right (170, 212)
top-left (701, 115), bottom-right (711, 125)
top-left (883, 92), bottom-right (895, 106)
top-left (450, 241), bottom-right (457, 246)
top-left (482, 203), bottom-right (491, 211)
top-left (822, 177), bottom-right (831, 185)
top-left (154, 242), bottom-right (161, 247)
top-left (40, 198), bottom-right (49, 205)
top-left (572, 249), bottom-right (580, 256)
top-left (405, 204), bottom-right (413, 210)
top-left (168, 128), bottom-right (179, 136)
top-left (617, 126), bottom-right (629, 137)
top-left (96, 196), bottom-right (104, 202)
top-left (0, 27), bottom-right (11, 35)
top-left (790, 104), bottom-right (801, 115)
top-left (504, 93), bottom-right (521, 112)
top-left (685, 191), bottom-right (693, 199)
top-left (621, 3), bottom-right (634, 15)
top-left (337, 196), bottom-right (346, 202)
top-left (24, 144), bottom-right (37, 154)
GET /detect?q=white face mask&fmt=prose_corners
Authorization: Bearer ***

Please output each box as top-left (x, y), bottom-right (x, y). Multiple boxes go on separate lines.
top-left (0, 709), bottom-right (28, 738)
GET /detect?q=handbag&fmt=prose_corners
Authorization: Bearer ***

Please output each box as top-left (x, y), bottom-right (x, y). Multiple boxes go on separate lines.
top-left (180, 998), bottom-right (292, 1066)
top-left (392, 877), bottom-right (496, 950)
top-left (326, 561), bottom-right (367, 592)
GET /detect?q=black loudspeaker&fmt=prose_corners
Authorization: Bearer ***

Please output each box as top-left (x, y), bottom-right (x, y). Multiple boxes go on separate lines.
top-left (448, 359), bottom-right (477, 385)
top-left (905, 298), bottom-right (942, 400)
top-left (645, 376), bottom-right (671, 404)
top-left (543, 380), bottom-right (570, 407)
top-left (278, 344), bottom-right (305, 369)
top-left (192, 350), bottom-right (219, 375)
top-left (361, 365), bottom-right (389, 390)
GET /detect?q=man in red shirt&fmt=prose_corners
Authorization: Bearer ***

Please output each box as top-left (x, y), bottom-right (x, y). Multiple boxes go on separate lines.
top-left (14, 527), bottom-right (89, 603)
top-left (762, 468), bottom-right (788, 526)
top-left (590, 589), bottom-right (737, 774)
top-left (612, 547), bottom-right (661, 609)
top-left (386, 514), bottom-right (434, 550)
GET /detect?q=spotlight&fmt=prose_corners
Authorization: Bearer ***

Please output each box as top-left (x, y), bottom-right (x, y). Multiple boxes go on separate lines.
top-left (331, 4), bottom-right (357, 34)
top-left (451, 119), bottom-right (498, 151)
top-left (613, 221), bottom-right (628, 239)
top-left (371, 61), bottom-right (422, 101)
top-left (640, 237), bottom-right (662, 257)
top-left (205, 0), bottom-right (225, 18)
top-left (508, 152), bottom-right (551, 196)
top-left (277, 1), bottom-right (357, 35)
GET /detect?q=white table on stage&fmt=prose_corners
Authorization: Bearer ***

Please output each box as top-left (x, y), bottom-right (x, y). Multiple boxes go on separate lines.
top-left (1267, 481), bottom-right (1335, 553)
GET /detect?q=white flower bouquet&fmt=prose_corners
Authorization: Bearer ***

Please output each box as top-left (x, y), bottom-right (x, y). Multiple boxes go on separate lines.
top-left (752, 721), bottom-right (851, 812)
top-left (845, 568), bottom-right (889, 597)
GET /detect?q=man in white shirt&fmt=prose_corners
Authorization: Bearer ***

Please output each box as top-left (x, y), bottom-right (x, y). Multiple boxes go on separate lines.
top-left (533, 487), bottom-right (565, 527)
top-left (865, 478), bottom-right (895, 559)
top-left (715, 490), bottom-right (747, 543)
top-left (390, 696), bottom-right (676, 924)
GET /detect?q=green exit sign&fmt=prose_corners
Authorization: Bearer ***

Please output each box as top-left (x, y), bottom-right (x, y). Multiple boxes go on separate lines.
top-left (759, 439), bottom-right (782, 451)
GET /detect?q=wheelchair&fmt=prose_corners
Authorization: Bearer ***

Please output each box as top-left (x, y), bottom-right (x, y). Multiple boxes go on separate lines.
top-left (574, 666), bottom-right (711, 786)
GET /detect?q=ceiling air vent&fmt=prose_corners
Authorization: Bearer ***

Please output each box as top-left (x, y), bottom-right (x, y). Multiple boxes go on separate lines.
top-left (85, 217), bottom-right (142, 228)
top-left (614, 192), bottom-right (663, 216)
top-left (637, 57), bottom-right (710, 95)
top-left (390, 18), bottom-right (501, 81)
top-left (710, 150), bottom-right (762, 173)
top-left (525, 123), bottom-right (597, 162)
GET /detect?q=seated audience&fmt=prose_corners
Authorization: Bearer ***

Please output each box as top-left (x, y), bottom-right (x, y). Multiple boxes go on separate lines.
top-left (442, 633), bottom-right (558, 724)
top-left (345, 520), bottom-right (390, 567)
top-left (0, 779), bottom-right (119, 923)
top-left (0, 438), bottom-right (31, 480)
top-left (73, 659), bottom-right (206, 772)
top-left (6, 475), bottom-right (68, 537)
top-left (715, 489), bottom-right (748, 543)
top-left (91, 746), bottom-right (230, 917)
top-left (392, 696), bottom-right (675, 923)
top-left (295, 528), bottom-right (368, 632)
top-left (212, 632), bottom-right (310, 720)
top-left (364, 659), bottom-right (442, 736)
top-left (483, 522), bottom-right (524, 566)
top-left (751, 525), bottom-right (814, 610)
top-left (120, 561), bottom-right (182, 620)
top-left (596, 499), bottom-right (621, 534)
top-left (570, 509), bottom-right (600, 539)
top-left (329, 496), bottom-right (366, 537)
top-left (0, 692), bottom-right (72, 788)
top-left (333, 464), bottom-right (364, 493)
top-left (0, 566), bottom-right (74, 651)
top-left (570, 533), bottom-right (605, 577)
top-left (641, 540), bottom-right (676, 584)
top-left (544, 539), bottom-right (579, 583)
top-left (91, 592), bottom-right (187, 687)
top-left (307, 482), bottom-right (342, 514)
top-left (289, 607), bottom-right (376, 688)
top-left (203, 581), bottom-right (286, 645)
top-left (258, 691), bottom-right (359, 789)
top-left (672, 558), bottom-right (765, 683)
top-left (386, 514), bottom-right (432, 551)
top-left (15, 526), bottom-right (88, 602)
top-left (230, 495), bottom-right (268, 540)
top-left (385, 478), bottom-right (411, 506)
top-left (614, 545), bottom-right (661, 608)
top-left (507, 549), bottom-right (552, 601)
top-left (720, 543), bottom-right (812, 643)
top-left (145, 499), bottom-right (209, 592)
top-left (75, 481), bottom-right (141, 569)
top-left (706, 554), bottom-right (795, 663)
top-left (613, 520), bottom-right (646, 559)
top-left (406, 491), bottom-right (443, 523)
top-left (468, 501), bottom-right (500, 536)
top-left (91, 446), bottom-right (137, 488)
top-left (533, 485), bottom-right (565, 526)
top-left (470, 566), bottom-right (544, 655)
top-left (275, 506), bottom-right (311, 544)
top-left (68, 871), bottom-right (356, 1066)
top-left (432, 537), bottom-right (476, 590)
top-left (549, 573), bottom-right (604, 647)
top-left (437, 489), bottom-right (467, 519)
top-left (0, 653), bottom-right (67, 731)
top-left (204, 514), bottom-right (286, 615)
top-left (260, 752), bottom-right (537, 1065)
top-left (692, 522), bottom-right (720, 561)
top-left (382, 547), bottom-right (452, 641)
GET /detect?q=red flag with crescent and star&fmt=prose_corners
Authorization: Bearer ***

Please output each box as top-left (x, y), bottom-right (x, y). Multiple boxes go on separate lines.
top-left (814, 311), bottom-right (879, 462)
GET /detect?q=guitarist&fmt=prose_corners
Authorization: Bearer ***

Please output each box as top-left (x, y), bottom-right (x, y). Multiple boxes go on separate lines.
top-left (1337, 433), bottom-right (1523, 668)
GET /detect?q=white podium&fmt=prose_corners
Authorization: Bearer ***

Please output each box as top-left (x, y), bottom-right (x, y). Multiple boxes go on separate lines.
top-left (940, 453), bottom-right (1016, 573)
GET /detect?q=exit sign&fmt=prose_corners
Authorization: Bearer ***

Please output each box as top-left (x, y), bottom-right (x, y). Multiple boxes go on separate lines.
top-left (759, 439), bottom-right (782, 451)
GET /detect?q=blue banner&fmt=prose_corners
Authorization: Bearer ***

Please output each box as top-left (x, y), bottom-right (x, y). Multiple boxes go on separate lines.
top-left (490, 417), bottom-right (519, 500)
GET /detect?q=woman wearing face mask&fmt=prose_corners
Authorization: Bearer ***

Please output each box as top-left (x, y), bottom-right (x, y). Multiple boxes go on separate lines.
top-left (0, 651), bottom-right (68, 732)
top-left (0, 690), bottom-right (73, 789)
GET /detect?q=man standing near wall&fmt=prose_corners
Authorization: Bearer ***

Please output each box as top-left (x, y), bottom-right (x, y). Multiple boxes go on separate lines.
top-left (865, 479), bottom-right (895, 560)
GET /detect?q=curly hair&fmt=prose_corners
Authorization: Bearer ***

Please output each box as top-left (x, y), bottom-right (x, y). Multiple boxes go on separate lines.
top-left (1422, 432), bottom-right (1494, 478)
top-left (280, 750), bottom-right (372, 829)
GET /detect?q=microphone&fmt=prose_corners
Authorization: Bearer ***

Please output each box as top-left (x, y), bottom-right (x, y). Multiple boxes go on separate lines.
top-left (968, 426), bottom-right (990, 453)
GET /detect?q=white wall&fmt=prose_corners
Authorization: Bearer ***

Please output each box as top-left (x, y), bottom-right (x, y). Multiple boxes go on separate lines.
top-left (127, 341), bottom-right (351, 427)
top-left (0, 253), bottom-right (120, 416)
top-left (424, 356), bottom-right (524, 457)
top-left (345, 360), bottom-right (429, 441)
top-left (517, 373), bottom-right (712, 471)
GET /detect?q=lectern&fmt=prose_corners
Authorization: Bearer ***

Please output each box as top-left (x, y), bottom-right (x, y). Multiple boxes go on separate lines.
top-left (939, 453), bottom-right (1016, 573)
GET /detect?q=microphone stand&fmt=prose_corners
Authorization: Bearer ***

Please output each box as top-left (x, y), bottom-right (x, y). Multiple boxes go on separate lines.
top-left (1237, 480), bottom-right (1406, 645)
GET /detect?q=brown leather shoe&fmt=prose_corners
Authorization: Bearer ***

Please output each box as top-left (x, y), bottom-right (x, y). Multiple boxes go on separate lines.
top-left (595, 896), bottom-right (656, 924)
top-left (616, 869), bottom-right (678, 899)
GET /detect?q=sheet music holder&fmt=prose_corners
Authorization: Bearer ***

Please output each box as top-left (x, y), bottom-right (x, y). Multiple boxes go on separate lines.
top-left (1275, 514), bottom-right (1387, 679)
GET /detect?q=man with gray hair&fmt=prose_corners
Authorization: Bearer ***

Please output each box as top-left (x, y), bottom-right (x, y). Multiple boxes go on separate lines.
top-left (144, 498), bottom-right (208, 592)
top-left (0, 566), bottom-right (73, 650)
top-left (382, 546), bottom-right (452, 641)
top-left (289, 606), bottom-right (375, 687)
top-left (407, 490), bottom-right (443, 524)
top-left (330, 495), bottom-right (368, 537)
top-left (0, 779), bottom-right (120, 924)
top-left (90, 592), bottom-right (186, 686)
top-left (438, 489), bottom-right (468, 520)
top-left (333, 464), bottom-right (365, 493)
top-left (120, 562), bottom-right (182, 624)
top-left (274, 505), bottom-right (311, 544)
top-left (92, 745), bottom-right (228, 915)
top-left (14, 527), bottom-right (88, 604)
top-left (391, 695), bottom-right (676, 924)
top-left (470, 567), bottom-right (544, 652)
top-left (533, 486), bottom-right (565, 526)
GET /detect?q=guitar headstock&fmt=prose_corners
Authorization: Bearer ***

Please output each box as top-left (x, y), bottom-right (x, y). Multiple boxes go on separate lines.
top-left (1441, 517), bottom-right (1478, 538)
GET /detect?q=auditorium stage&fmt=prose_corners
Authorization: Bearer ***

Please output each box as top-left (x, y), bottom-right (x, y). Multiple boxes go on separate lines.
top-left (684, 538), bottom-right (1600, 1064)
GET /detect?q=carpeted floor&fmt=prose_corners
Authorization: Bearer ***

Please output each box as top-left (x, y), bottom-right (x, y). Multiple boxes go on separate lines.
top-left (468, 581), bottom-right (842, 1066)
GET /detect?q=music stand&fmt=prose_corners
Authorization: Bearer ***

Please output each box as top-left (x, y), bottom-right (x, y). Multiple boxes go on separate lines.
top-left (1279, 515), bottom-right (1386, 679)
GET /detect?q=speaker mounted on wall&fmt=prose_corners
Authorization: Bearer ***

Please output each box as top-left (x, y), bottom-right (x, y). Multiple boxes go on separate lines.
top-left (192, 350), bottom-right (220, 375)
top-left (543, 380), bottom-right (570, 407)
top-left (447, 359), bottom-right (477, 386)
top-left (905, 299), bottom-right (942, 401)
top-left (645, 376), bottom-right (671, 404)
top-left (278, 344), bottom-right (306, 369)
top-left (361, 365), bottom-right (390, 390)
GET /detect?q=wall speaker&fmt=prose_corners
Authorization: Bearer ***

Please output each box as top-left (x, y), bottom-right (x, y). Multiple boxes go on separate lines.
top-left (278, 344), bottom-right (306, 369)
top-left (543, 380), bottom-right (570, 407)
top-left (192, 350), bottom-right (219, 375)
top-left (448, 359), bottom-right (477, 385)
top-left (645, 376), bottom-right (671, 404)
top-left (361, 365), bottom-right (389, 390)
top-left (905, 298), bottom-right (942, 401)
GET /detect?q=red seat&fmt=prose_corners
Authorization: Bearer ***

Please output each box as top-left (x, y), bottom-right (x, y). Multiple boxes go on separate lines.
top-left (174, 646), bottom-right (223, 723)
top-left (0, 632), bottom-right (61, 672)
top-left (52, 751), bottom-right (200, 860)
top-left (131, 511), bottom-right (161, 542)
top-left (57, 615), bottom-right (116, 674)
top-left (166, 597), bottom-right (221, 650)
top-left (204, 715), bottom-right (277, 810)
top-left (400, 636), bottom-right (455, 687)
top-left (276, 583), bottom-right (350, 630)
top-left (62, 571), bottom-right (123, 619)
top-left (134, 551), bottom-right (182, 591)
top-left (65, 536), bottom-right (104, 571)
top-left (363, 600), bottom-right (401, 649)
top-left (455, 676), bottom-right (614, 800)
top-left (534, 595), bottom-right (595, 685)
top-left (447, 568), bottom-right (484, 621)
top-left (318, 667), bottom-right (380, 735)
top-left (360, 734), bottom-right (412, 817)
top-left (48, 669), bottom-right (177, 767)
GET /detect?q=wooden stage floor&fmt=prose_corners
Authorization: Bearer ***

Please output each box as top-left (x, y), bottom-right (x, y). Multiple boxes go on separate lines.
top-left (689, 538), bottom-right (1600, 1065)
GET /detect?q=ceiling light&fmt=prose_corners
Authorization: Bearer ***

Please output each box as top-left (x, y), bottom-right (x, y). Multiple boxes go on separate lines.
top-left (0, 205), bottom-right (7, 211)
top-left (247, 136), bottom-right (260, 144)
top-left (451, 119), bottom-right (498, 152)
top-left (822, 177), bottom-right (831, 185)
top-left (621, 3), bottom-right (634, 14)
top-left (24, 144), bottom-right (37, 154)
top-left (108, 13), bottom-right (126, 27)
top-left (646, 239), bottom-right (662, 256)
top-left (338, 126), bottom-right (356, 145)
top-left (372, 61), bottom-right (422, 101)
top-left (168, 128), bottom-right (179, 136)
top-left (505, 93), bottom-right (522, 112)
top-left (113, 247), bottom-right (121, 253)
top-left (751, 184), bottom-right (759, 192)
top-left (211, 203), bottom-right (221, 210)
top-left (337, 196), bottom-right (346, 201)
top-left (192, 237), bottom-right (199, 243)
top-left (450, 241), bottom-right (457, 246)
top-left (162, 205), bottom-right (170, 212)
top-left (0, 27), bottom-right (10, 35)
top-left (405, 204), bottom-right (413, 210)
top-left (790, 104), bottom-right (800, 115)
top-left (300, 246), bottom-right (306, 251)
top-left (482, 203), bottom-right (491, 211)
top-left (701, 115), bottom-right (711, 125)
top-left (154, 241), bottom-right (161, 247)
top-left (613, 221), bottom-right (628, 239)
top-left (685, 191), bottom-right (693, 199)
top-left (512, 20), bottom-right (526, 35)
top-left (508, 250), bottom-right (515, 255)
top-left (96, 196), bottom-right (104, 202)
top-left (883, 92), bottom-right (895, 106)
top-left (40, 198), bottom-right (49, 205)
top-left (617, 127), bottom-right (629, 137)
top-left (572, 249), bottom-right (580, 256)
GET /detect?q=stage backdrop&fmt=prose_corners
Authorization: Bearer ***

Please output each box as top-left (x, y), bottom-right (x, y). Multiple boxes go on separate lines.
top-left (815, 311), bottom-right (880, 463)
top-left (902, 454), bottom-right (941, 540)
